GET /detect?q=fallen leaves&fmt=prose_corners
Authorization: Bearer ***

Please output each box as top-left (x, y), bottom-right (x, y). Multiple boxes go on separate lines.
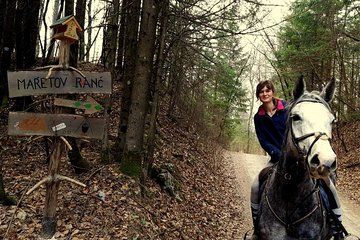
top-left (333, 121), bottom-right (360, 205)
top-left (1, 87), bottom-right (358, 239)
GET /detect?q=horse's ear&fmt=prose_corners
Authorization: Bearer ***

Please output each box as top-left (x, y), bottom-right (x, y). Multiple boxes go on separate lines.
top-left (293, 75), bottom-right (305, 100)
top-left (320, 77), bottom-right (336, 103)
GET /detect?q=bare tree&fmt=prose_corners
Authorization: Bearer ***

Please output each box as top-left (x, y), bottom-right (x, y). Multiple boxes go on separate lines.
top-left (146, 0), bottom-right (170, 174)
top-left (114, 0), bottom-right (141, 161)
top-left (69, 0), bottom-right (86, 67)
top-left (101, 0), bottom-right (120, 162)
top-left (12, 0), bottom-right (40, 110)
top-left (121, 0), bottom-right (159, 178)
top-left (0, 0), bottom-right (16, 104)
top-left (44, 0), bottom-right (64, 64)
top-left (85, 0), bottom-right (92, 62)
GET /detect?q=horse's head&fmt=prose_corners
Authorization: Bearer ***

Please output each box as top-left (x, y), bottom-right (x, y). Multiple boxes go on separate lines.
top-left (289, 75), bottom-right (337, 179)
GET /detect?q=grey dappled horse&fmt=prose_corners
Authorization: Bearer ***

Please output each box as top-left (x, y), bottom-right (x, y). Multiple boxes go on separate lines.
top-left (256, 76), bottom-right (336, 240)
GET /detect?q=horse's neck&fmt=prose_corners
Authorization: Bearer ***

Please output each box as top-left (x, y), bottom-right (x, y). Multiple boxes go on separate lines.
top-left (279, 138), bottom-right (309, 182)
top-left (274, 154), bottom-right (315, 199)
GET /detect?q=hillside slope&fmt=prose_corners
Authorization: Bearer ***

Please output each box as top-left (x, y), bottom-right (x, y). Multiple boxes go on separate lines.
top-left (0, 104), bottom-right (248, 239)
top-left (333, 121), bottom-right (360, 205)
top-left (0, 97), bottom-right (358, 239)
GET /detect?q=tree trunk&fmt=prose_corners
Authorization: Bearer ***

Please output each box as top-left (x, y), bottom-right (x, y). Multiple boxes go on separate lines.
top-left (247, 70), bottom-right (255, 153)
top-left (116, 0), bottom-right (127, 69)
top-left (114, 0), bottom-right (141, 162)
top-left (101, 0), bottom-right (119, 163)
top-left (85, 0), bottom-right (92, 62)
top-left (76, 0), bottom-right (86, 61)
top-left (15, 0), bottom-right (25, 69)
top-left (146, 0), bottom-right (169, 175)
top-left (57, 1), bottom-right (90, 171)
top-left (121, 0), bottom-right (159, 178)
top-left (45, 0), bottom-right (64, 64)
top-left (64, 0), bottom-right (75, 66)
top-left (24, 0), bottom-right (41, 68)
top-left (0, 0), bottom-right (16, 106)
top-left (0, 0), bottom-right (5, 42)
top-left (0, 1), bottom-right (16, 206)
top-left (102, 0), bottom-right (119, 70)
top-left (64, 0), bottom-right (74, 16)
top-left (70, 0), bottom-right (86, 67)
top-left (68, 138), bottom-right (90, 173)
top-left (12, 0), bottom-right (38, 111)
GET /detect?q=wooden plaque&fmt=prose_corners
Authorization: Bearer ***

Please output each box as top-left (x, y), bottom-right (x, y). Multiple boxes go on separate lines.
top-left (53, 97), bottom-right (103, 114)
top-left (8, 70), bottom-right (112, 97)
top-left (8, 112), bottom-right (105, 139)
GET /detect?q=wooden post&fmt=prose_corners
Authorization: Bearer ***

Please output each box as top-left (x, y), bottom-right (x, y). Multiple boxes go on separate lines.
top-left (58, 40), bottom-right (71, 68)
top-left (42, 138), bottom-right (62, 237)
top-left (5, 16), bottom-right (101, 238)
top-left (42, 36), bottom-right (72, 238)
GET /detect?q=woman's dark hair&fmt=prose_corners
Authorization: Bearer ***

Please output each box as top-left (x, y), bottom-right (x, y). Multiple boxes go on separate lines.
top-left (256, 80), bottom-right (276, 99)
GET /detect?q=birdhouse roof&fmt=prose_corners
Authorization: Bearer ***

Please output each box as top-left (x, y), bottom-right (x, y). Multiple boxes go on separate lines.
top-left (50, 15), bottom-right (82, 32)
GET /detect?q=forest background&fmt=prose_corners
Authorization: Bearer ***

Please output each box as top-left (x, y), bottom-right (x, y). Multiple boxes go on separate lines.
top-left (0, 0), bottom-right (359, 239)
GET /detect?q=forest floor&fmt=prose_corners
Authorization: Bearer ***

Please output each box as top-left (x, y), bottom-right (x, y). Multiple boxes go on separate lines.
top-left (0, 83), bottom-right (359, 239)
top-left (0, 91), bottom-right (248, 239)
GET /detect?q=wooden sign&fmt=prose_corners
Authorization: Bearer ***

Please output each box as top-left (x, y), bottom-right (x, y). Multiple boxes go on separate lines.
top-left (54, 97), bottom-right (103, 114)
top-left (8, 112), bottom-right (105, 139)
top-left (7, 70), bottom-right (112, 97)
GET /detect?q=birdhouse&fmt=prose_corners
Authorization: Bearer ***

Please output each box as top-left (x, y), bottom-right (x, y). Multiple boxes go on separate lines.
top-left (50, 15), bottom-right (82, 42)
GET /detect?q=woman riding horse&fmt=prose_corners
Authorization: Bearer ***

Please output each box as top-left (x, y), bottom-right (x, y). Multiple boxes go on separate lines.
top-left (251, 77), bottom-right (344, 239)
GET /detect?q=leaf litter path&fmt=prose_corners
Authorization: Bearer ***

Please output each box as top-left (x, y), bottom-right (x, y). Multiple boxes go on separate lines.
top-left (227, 151), bottom-right (360, 238)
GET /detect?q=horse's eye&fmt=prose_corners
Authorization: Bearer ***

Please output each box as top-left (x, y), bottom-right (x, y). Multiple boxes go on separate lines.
top-left (291, 114), bottom-right (301, 121)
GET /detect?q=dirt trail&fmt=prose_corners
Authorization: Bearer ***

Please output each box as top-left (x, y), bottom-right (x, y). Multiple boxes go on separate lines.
top-left (228, 151), bottom-right (360, 238)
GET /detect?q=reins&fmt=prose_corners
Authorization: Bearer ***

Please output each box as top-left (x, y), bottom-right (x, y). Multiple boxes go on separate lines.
top-left (264, 169), bottom-right (322, 229)
top-left (265, 192), bottom-right (321, 228)
top-left (264, 96), bottom-right (333, 232)
top-left (292, 130), bottom-right (331, 163)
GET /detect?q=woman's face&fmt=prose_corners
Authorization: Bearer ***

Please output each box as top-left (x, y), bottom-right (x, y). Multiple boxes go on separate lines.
top-left (258, 86), bottom-right (274, 104)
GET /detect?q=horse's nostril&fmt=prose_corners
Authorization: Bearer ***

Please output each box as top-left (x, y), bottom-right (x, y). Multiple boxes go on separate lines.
top-left (310, 154), bottom-right (320, 166)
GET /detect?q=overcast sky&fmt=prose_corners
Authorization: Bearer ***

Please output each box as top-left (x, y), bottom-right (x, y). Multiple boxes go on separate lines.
top-left (241, 0), bottom-right (295, 119)
top-left (242, 0), bottom-right (294, 48)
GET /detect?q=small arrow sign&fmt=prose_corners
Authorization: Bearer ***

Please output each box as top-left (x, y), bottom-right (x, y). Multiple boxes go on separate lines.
top-left (54, 97), bottom-right (103, 114)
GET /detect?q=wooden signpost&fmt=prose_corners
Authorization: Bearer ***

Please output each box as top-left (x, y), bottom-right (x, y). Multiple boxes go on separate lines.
top-left (7, 15), bottom-right (111, 238)
top-left (8, 112), bottom-right (105, 139)
top-left (54, 96), bottom-right (103, 114)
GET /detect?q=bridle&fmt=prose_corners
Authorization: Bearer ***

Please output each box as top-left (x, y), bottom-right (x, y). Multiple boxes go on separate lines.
top-left (265, 96), bottom-right (334, 232)
top-left (292, 130), bottom-right (331, 164)
top-left (289, 97), bottom-right (334, 165)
